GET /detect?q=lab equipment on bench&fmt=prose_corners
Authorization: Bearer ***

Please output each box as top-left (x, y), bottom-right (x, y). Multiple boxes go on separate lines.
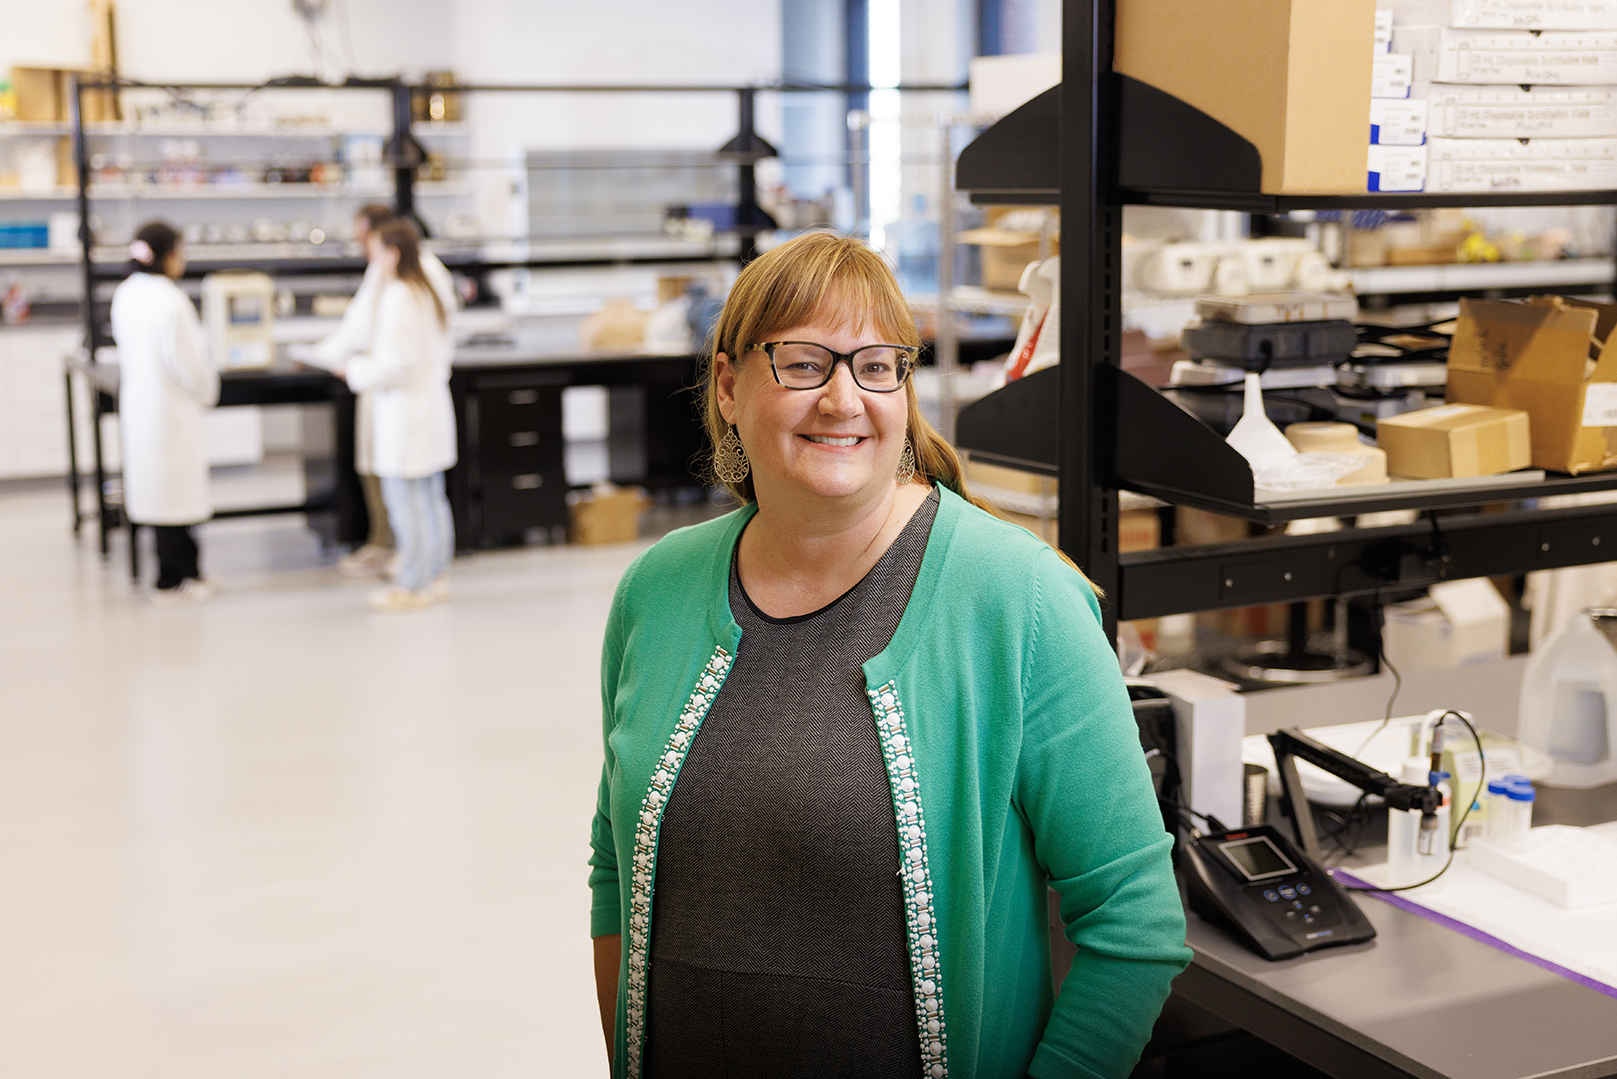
top-left (1180, 317), bottom-right (1357, 371)
top-left (1195, 291), bottom-right (1359, 325)
top-left (1268, 725), bottom-right (1451, 866)
top-left (202, 271), bottom-right (275, 370)
top-left (1387, 759), bottom-right (1451, 887)
top-left (1179, 822), bottom-right (1377, 959)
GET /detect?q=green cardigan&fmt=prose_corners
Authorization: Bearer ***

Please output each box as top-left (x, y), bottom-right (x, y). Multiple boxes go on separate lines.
top-left (589, 486), bottom-right (1191, 1079)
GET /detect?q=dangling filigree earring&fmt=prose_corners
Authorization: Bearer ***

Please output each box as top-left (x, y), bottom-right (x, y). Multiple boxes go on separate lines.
top-left (714, 424), bottom-right (750, 483)
top-left (896, 437), bottom-right (917, 484)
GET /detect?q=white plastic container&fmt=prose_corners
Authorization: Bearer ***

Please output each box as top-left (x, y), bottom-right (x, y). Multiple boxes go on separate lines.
top-left (1505, 780), bottom-right (1536, 850)
top-left (1517, 609), bottom-right (1617, 788)
top-left (1388, 758), bottom-right (1450, 887)
top-left (1483, 778), bottom-right (1512, 845)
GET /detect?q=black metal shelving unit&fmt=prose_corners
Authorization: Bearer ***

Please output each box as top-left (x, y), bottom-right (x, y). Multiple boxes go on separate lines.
top-left (953, 0), bottom-right (1617, 636)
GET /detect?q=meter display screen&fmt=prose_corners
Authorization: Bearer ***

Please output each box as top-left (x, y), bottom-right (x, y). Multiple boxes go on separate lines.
top-left (229, 295), bottom-right (264, 325)
top-left (1219, 836), bottom-right (1297, 882)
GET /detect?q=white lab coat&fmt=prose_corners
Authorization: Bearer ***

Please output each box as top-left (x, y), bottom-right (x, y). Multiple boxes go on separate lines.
top-left (313, 251), bottom-right (456, 475)
top-left (344, 279), bottom-right (456, 479)
top-left (110, 272), bottom-right (220, 525)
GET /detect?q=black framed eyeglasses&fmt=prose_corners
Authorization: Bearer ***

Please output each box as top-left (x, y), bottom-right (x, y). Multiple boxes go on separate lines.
top-left (749, 341), bottom-right (917, 393)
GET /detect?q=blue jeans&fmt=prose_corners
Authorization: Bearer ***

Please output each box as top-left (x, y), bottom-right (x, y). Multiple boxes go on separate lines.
top-left (380, 473), bottom-right (454, 592)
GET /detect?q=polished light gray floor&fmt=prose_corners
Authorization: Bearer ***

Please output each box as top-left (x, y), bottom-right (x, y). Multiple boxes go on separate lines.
top-left (0, 469), bottom-right (680, 1078)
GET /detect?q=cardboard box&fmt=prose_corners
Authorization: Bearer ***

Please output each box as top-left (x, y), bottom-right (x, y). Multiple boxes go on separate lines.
top-left (1118, 508), bottom-right (1161, 553)
top-left (965, 458), bottom-right (1051, 497)
top-left (1368, 144), bottom-right (1427, 192)
top-left (54, 136), bottom-right (75, 188)
top-left (1176, 506), bottom-right (1252, 546)
top-left (1372, 53), bottom-right (1414, 99)
top-left (1426, 136), bottom-right (1617, 194)
top-left (1450, 0), bottom-right (1617, 29)
top-left (1377, 403), bottom-right (1532, 478)
top-left (567, 486), bottom-right (647, 545)
top-left (1113, 0), bottom-right (1377, 194)
top-left (1383, 578), bottom-right (1510, 674)
top-left (1394, 28), bottom-right (1617, 85)
top-left (1421, 86), bottom-right (1617, 140)
top-left (1447, 296), bottom-right (1617, 474)
top-left (10, 66), bottom-right (116, 123)
top-left (1000, 509), bottom-right (1058, 546)
top-left (1370, 99), bottom-right (1428, 145)
top-left (958, 227), bottom-right (1058, 292)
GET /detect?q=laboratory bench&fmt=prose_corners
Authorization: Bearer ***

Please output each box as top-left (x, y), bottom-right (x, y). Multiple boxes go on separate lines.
top-left (447, 328), bottom-right (705, 549)
top-left (66, 356), bottom-right (364, 579)
top-left (67, 326), bottom-right (711, 565)
top-left (1164, 782), bottom-right (1617, 1079)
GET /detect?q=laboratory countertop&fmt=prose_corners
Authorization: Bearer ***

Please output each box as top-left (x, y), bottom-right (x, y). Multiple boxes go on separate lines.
top-left (1183, 782), bottom-right (1617, 1079)
top-left (1185, 897), bottom-right (1617, 1079)
top-left (450, 327), bottom-right (696, 369)
top-left (74, 329), bottom-right (700, 394)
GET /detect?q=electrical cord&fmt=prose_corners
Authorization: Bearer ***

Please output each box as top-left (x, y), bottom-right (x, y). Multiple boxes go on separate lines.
top-left (1353, 590), bottom-right (1404, 760)
top-left (1317, 792), bottom-right (1376, 862)
top-left (1157, 793), bottom-right (1229, 837)
top-left (1340, 709), bottom-right (1485, 893)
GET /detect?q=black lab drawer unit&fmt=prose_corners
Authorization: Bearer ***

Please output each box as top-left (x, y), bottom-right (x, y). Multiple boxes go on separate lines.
top-left (447, 348), bottom-right (706, 550)
top-left (451, 368), bottom-right (568, 548)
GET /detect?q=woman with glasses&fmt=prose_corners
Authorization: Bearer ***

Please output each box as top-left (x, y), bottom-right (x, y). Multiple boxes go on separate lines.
top-left (588, 231), bottom-right (1188, 1079)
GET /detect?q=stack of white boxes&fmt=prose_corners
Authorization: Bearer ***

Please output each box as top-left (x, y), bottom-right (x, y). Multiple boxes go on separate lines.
top-left (1371, 8), bottom-right (1432, 190)
top-left (1382, 0), bottom-right (1617, 193)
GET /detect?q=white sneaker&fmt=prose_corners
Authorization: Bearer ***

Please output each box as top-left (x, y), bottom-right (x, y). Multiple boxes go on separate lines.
top-left (431, 574), bottom-right (451, 600)
top-left (151, 579), bottom-right (217, 606)
top-left (339, 544), bottom-right (394, 578)
top-left (368, 585), bottom-right (432, 612)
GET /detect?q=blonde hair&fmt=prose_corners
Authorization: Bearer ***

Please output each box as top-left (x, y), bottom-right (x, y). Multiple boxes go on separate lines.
top-left (700, 231), bottom-right (993, 510)
top-left (698, 231), bottom-right (1098, 590)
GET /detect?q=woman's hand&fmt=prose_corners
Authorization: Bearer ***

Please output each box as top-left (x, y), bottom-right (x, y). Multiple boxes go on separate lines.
top-left (593, 933), bottom-right (621, 1067)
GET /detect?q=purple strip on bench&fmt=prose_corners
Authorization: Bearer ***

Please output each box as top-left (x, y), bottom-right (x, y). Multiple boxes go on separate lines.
top-left (1330, 868), bottom-right (1617, 1001)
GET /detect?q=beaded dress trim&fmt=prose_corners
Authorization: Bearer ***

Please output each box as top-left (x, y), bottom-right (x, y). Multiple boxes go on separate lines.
top-left (623, 646), bottom-right (733, 1078)
top-left (869, 681), bottom-right (950, 1079)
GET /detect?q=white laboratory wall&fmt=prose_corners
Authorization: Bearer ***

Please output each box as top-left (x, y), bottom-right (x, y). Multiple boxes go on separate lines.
top-left (0, 0), bottom-right (454, 86)
top-left (0, 326), bottom-right (81, 480)
top-left (448, 0), bottom-right (784, 240)
top-left (449, 0), bottom-right (782, 148)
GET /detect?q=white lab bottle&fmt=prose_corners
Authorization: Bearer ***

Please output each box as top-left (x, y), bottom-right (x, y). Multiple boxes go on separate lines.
top-left (1517, 609), bottom-right (1617, 788)
top-left (1387, 759), bottom-right (1449, 887)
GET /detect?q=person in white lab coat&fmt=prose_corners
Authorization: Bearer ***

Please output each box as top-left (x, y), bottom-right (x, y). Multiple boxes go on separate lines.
top-left (110, 221), bottom-right (220, 603)
top-left (312, 204), bottom-right (457, 578)
top-left (338, 218), bottom-right (457, 612)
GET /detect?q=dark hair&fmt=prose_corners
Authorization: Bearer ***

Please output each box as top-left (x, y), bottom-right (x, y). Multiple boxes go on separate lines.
top-left (129, 220), bottom-right (179, 276)
top-left (356, 203), bottom-right (396, 233)
top-left (372, 218), bottom-right (446, 328)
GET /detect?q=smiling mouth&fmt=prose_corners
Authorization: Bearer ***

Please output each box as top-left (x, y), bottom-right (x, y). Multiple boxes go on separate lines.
top-left (803, 434), bottom-right (864, 447)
